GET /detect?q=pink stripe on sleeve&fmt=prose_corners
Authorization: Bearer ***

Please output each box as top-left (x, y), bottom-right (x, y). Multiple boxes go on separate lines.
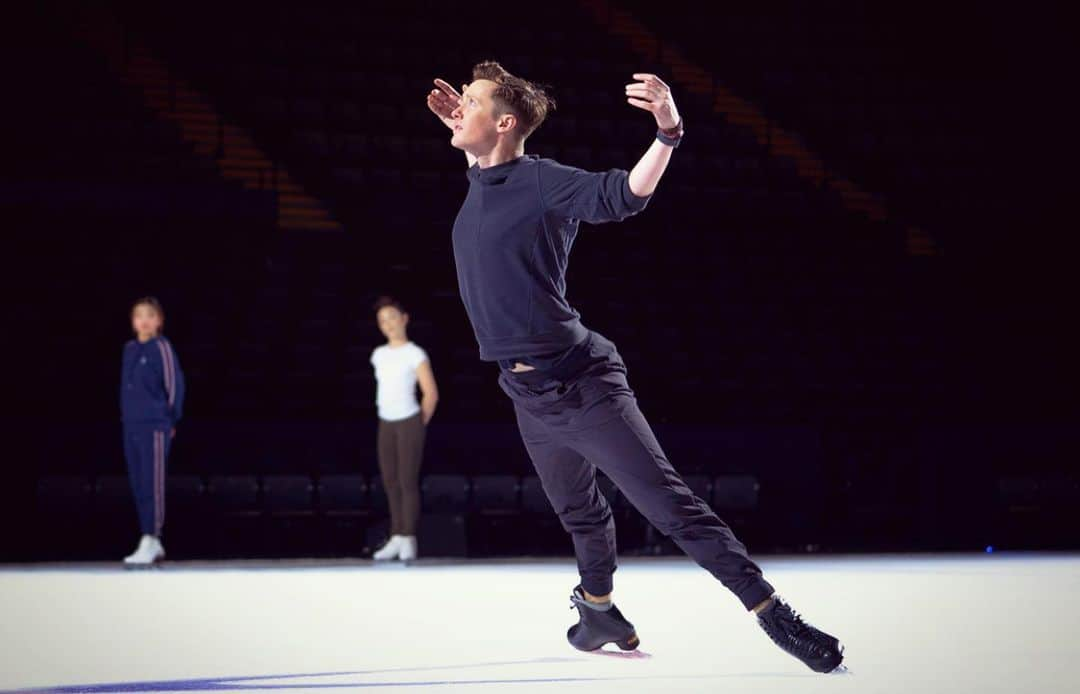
top-left (157, 340), bottom-right (175, 407)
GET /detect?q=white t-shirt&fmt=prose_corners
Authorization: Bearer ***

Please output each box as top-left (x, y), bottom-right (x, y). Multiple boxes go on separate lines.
top-left (370, 342), bottom-right (429, 422)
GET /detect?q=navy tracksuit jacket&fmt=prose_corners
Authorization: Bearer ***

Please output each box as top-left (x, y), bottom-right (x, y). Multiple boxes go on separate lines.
top-left (120, 336), bottom-right (185, 536)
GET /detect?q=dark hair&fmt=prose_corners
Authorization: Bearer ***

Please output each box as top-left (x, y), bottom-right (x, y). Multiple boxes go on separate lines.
top-left (131, 296), bottom-right (165, 334)
top-left (373, 295), bottom-right (406, 315)
top-left (472, 61), bottom-right (555, 139)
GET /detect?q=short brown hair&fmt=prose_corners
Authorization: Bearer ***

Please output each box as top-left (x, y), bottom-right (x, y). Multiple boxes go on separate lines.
top-left (373, 295), bottom-right (405, 314)
top-left (472, 61), bottom-right (555, 139)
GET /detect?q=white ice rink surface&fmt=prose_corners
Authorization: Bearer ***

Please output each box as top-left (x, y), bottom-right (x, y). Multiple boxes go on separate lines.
top-left (2, 554), bottom-right (1078, 693)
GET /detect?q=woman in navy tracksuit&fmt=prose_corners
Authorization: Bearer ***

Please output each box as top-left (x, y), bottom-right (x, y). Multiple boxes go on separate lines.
top-left (120, 297), bottom-right (185, 565)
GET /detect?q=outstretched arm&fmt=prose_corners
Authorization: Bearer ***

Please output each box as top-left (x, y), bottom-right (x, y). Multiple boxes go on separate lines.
top-left (625, 73), bottom-right (682, 197)
top-left (537, 73), bottom-right (683, 223)
top-left (427, 78), bottom-right (477, 168)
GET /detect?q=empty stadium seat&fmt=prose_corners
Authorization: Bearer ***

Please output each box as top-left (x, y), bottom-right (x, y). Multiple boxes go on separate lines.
top-left (93, 475), bottom-right (133, 516)
top-left (368, 475), bottom-right (389, 514)
top-left (470, 474), bottom-right (519, 513)
top-left (207, 476), bottom-right (260, 514)
top-left (713, 475), bottom-right (760, 511)
top-left (262, 475), bottom-right (315, 515)
top-left (317, 474), bottom-right (368, 514)
top-left (166, 475), bottom-right (205, 514)
top-left (421, 474), bottom-right (469, 513)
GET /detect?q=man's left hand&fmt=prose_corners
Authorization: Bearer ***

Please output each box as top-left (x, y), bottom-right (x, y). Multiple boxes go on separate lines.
top-left (625, 73), bottom-right (680, 130)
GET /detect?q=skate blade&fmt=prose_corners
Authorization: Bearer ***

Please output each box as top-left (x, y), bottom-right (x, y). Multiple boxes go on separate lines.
top-left (827, 643), bottom-right (850, 674)
top-left (586, 647), bottom-right (653, 660)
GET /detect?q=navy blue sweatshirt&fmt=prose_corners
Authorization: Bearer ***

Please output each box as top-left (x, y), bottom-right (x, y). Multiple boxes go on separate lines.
top-left (120, 336), bottom-right (185, 426)
top-left (452, 155), bottom-right (651, 361)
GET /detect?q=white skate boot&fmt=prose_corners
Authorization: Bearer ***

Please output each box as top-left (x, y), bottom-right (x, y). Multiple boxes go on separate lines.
top-left (398, 536), bottom-right (418, 562)
top-left (373, 535), bottom-right (403, 561)
top-left (123, 535), bottom-right (165, 567)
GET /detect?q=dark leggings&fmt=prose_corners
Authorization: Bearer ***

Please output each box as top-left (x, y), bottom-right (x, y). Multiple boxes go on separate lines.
top-left (376, 413), bottom-right (426, 535)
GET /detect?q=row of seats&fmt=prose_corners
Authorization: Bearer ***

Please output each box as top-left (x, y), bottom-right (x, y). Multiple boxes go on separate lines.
top-left (36, 472), bottom-right (762, 516)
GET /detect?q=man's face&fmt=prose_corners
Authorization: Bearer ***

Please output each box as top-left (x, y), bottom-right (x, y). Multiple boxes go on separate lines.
top-left (450, 79), bottom-right (506, 153)
top-left (376, 306), bottom-right (408, 342)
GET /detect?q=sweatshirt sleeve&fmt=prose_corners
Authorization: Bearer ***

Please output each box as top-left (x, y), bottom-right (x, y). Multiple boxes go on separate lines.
top-left (158, 339), bottom-right (185, 426)
top-left (537, 159), bottom-right (651, 224)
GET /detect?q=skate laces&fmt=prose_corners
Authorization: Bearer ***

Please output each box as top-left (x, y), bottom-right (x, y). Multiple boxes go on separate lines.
top-left (569, 589), bottom-right (615, 613)
top-left (569, 589), bottom-right (590, 610)
top-left (764, 600), bottom-right (832, 657)
top-left (775, 602), bottom-right (811, 635)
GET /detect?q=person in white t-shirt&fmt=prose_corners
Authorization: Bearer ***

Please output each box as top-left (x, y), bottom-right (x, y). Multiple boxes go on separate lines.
top-left (369, 296), bottom-right (439, 561)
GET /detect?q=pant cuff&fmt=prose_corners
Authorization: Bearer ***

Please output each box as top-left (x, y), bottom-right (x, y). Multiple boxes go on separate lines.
top-left (736, 577), bottom-right (776, 611)
top-left (580, 575), bottom-right (613, 597)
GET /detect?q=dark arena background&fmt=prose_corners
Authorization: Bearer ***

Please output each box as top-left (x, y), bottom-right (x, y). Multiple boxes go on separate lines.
top-left (1, 1), bottom-right (1076, 692)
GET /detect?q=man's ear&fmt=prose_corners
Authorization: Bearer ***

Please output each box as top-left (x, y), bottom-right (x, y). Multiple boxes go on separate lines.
top-left (496, 112), bottom-right (518, 134)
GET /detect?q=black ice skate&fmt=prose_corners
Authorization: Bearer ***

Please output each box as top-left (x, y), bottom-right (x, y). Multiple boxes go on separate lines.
top-left (757, 596), bottom-right (845, 673)
top-left (566, 585), bottom-right (640, 652)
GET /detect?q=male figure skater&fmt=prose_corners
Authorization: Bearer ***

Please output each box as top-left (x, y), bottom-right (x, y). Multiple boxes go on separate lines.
top-left (427, 61), bottom-right (844, 673)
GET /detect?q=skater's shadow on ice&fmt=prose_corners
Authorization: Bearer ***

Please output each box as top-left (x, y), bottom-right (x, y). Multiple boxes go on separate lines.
top-left (7, 655), bottom-right (831, 692)
top-left (4, 657), bottom-right (644, 693)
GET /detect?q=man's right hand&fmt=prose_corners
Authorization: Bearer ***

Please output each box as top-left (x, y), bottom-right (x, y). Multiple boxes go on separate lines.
top-left (427, 78), bottom-right (462, 130)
